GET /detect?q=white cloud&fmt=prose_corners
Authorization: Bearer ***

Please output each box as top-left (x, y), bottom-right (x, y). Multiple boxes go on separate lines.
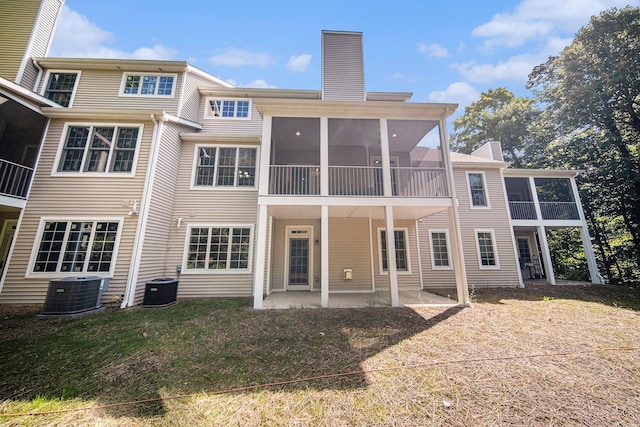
top-left (49, 6), bottom-right (177, 59)
top-left (243, 79), bottom-right (278, 89)
top-left (473, 0), bottom-right (639, 47)
top-left (452, 36), bottom-right (572, 83)
top-left (210, 48), bottom-right (276, 68)
top-left (417, 42), bottom-right (449, 58)
top-left (286, 54), bottom-right (312, 73)
top-left (429, 82), bottom-right (480, 109)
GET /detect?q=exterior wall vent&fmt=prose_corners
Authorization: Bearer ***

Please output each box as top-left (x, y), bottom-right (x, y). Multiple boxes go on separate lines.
top-left (321, 30), bottom-right (366, 101)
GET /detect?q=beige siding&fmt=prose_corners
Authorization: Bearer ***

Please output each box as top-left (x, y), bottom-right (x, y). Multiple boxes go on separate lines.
top-left (52, 69), bottom-right (183, 113)
top-left (162, 139), bottom-right (259, 298)
top-left (453, 167), bottom-right (520, 288)
top-left (198, 98), bottom-right (263, 135)
top-left (322, 32), bottom-right (365, 101)
top-left (132, 122), bottom-right (190, 305)
top-left (20, 0), bottom-right (62, 88)
top-left (417, 212), bottom-right (457, 288)
top-left (371, 220), bottom-right (421, 290)
top-left (328, 217), bottom-right (372, 291)
top-left (270, 219), bottom-right (321, 292)
top-left (0, 118), bottom-right (154, 304)
top-left (180, 73), bottom-right (227, 123)
top-left (0, 0), bottom-right (40, 82)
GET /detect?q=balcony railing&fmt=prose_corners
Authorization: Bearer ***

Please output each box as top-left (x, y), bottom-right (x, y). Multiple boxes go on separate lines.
top-left (0, 159), bottom-right (33, 200)
top-left (509, 201), bottom-right (580, 220)
top-left (391, 167), bottom-right (448, 197)
top-left (269, 165), bottom-right (448, 197)
top-left (509, 201), bottom-right (537, 220)
top-left (329, 166), bottom-right (382, 196)
top-left (540, 202), bottom-right (579, 220)
top-left (269, 165), bottom-right (320, 195)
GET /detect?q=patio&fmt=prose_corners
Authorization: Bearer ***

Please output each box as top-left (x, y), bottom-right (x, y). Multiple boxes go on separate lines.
top-left (261, 289), bottom-right (458, 309)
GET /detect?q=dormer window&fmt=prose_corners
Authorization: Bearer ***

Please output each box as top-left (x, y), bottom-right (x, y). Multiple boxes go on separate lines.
top-left (42, 71), bottom-right (80, 107)
top-left (205, 97), bottom-right (251, 119)
top-left (120, 73), bottom-right (176, 96)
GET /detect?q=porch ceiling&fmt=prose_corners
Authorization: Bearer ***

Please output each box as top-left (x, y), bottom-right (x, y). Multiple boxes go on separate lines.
top-left (267, 204), bottom-right (448, 220)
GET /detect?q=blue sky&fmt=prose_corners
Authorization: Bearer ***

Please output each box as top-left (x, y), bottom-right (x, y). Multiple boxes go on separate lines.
top-left (50, 0), bottom-right (638, 120)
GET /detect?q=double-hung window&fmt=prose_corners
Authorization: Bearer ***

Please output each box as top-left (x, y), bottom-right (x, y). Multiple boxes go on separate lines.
top-left (193, 146), bottom-right (257, 188)
top-left (121, 73), bottom-right (176, 96)
top-left (205, 98), bottom-right (251, 119)
top-left (32, 220), bottom-right (121, 275)
top-left (429, 230), bottom-right (452, 269)
top-left (476, 229), bottom-right (499, 269)
top-left (43, 71), bottom-right (80, 107)
top-left (468, 172), bottom-right (489, 208)
top-left (56, 125), bottom-right (141, 174)
top-left (185, 225), bottom-right (253, 272)
top-left (379, 228), bottom-right (410, 274)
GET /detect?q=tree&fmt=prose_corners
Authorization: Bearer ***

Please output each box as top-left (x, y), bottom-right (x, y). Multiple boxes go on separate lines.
top-left (528, 6), bottom-right (640, 283)
top-left (450, 88), bottom-right (540, 168)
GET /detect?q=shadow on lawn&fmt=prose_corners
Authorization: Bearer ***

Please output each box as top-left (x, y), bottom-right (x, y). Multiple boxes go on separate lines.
top-left (472, 283), bottom-right (640, 311)
top-left (0, 301), bottom-right (463, 419)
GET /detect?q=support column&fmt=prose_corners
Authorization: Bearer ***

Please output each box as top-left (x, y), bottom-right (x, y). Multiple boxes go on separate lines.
top-left (536, 225), bottom-right (556, 285)
top-left (320, 117), bottom-right (329, 196)
top-left (379, 119), bottom-right (392, 197)
top-left (439, 117), bottom-right (470, 306)
top-left (321, 205), bottom-right (329, 307)
top-left (253, 204), bottom-right (268, 309)
top-left (570, 177), bottom-right (602, 284)
top-left (384, 205), bottom-right (399, 306)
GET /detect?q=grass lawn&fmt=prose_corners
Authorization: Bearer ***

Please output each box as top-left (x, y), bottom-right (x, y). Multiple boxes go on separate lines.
top-left (0, 284), bottom-right (639, 426)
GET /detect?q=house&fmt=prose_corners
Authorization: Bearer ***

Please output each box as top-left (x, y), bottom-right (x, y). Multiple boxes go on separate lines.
top-left (0, 0), bottom-right (602, 310)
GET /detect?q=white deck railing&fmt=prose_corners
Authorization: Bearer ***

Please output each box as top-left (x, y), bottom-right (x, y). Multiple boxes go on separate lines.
top-left (269, 165), bottom-right (320, 195)
top-left (509, 201), bottom-right (537, 219)
top-left (509, 201), bottom-right (579, 220)
top-left (540, 202), bottom-right (579, 220)
top-left (328, 166), bottom-right (382, 196)
top-left (0, 159), bottom-right (33, 199)
top-left (390, 167), bottom-right (448, 197)
top-left (269, 165), bottom-right (448, 197)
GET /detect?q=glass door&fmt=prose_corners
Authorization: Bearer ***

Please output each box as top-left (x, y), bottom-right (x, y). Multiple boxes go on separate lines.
top-left (285, 226), bottom-right (313, 290)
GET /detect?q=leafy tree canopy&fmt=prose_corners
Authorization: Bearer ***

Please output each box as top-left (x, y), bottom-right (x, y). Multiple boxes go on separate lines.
top-left (450, 88), bottom-right (539, 168)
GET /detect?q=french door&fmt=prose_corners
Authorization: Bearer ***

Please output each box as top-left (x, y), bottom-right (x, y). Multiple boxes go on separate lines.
top-left (285, 226), bottom-right (313, 290)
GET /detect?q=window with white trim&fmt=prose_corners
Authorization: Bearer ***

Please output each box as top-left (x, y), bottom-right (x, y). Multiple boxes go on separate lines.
top-left (193, 146), bottom-right (257, 188)
top-left (43, 71), bottom-right (80, 107)
top-left (379, 228), bottom-right (410, 273)
top-left (476, 229), bottom-right (499, 269)
top-left (429, 230), bottom-right (452, 269)
top-left (33, 220), bottom-right (120, 274)
top-left (205, 97), bottom-right (251, 119)
top-left (56, 125), bottom-right (141, 174)
top-left (186, 226), bottom-right (252, 271)
top-left (468, 172), bottom-right (489, 207)
top-left (121, 73), bottom-right (176, 96)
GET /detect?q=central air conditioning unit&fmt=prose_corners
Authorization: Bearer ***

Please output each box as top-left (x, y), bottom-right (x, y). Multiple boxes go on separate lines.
top-left (41, 276), bottom-right (109, 317)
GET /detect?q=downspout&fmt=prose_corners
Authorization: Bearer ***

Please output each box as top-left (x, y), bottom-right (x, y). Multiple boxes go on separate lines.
top-left (121, 113), bottom-right (164, 308)
top-left (32, 59), bottom-right (43, 93)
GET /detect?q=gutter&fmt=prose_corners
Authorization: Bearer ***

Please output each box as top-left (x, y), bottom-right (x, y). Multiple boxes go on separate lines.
top-left (121, 113), bottom-right (164, 308)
